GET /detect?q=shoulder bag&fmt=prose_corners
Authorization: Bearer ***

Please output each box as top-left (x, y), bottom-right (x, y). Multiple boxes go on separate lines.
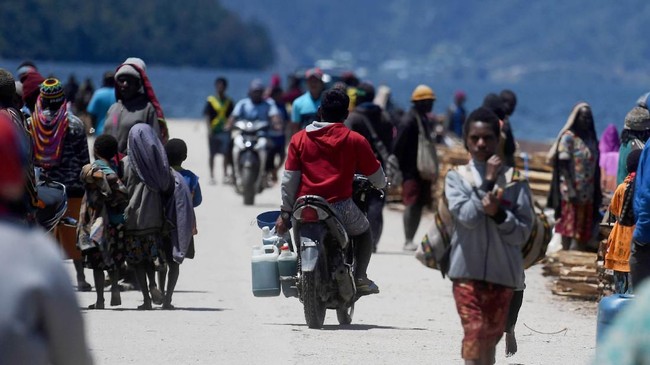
top-left (414, 114), bottom-right (439, 181)
top-left (358, 115), bottom-right (402, 187)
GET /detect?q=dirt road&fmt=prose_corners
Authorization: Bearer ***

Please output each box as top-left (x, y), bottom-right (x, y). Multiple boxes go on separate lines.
top-left (69, 120), bottom-right (597, 364)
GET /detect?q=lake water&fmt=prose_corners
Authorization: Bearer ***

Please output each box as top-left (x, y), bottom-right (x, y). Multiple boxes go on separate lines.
top-left (3, 59), bottom-right (647, 142)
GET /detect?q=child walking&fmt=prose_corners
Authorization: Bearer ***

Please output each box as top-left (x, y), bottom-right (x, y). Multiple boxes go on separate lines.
top-left (605, 149), bottom-right (642, 294)
top-left (122, 124), bottom-right (173, 310)
top-left (158, 138), bottom-right (200, 309)
top-left (77, 134), bottom-right (128, 309)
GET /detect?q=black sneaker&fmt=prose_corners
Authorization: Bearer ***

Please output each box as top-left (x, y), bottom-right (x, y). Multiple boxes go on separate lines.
top-left (356, 277), bottom-right (380, 295)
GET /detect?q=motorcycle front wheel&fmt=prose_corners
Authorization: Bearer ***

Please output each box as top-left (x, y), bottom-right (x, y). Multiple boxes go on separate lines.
top-left (241, 166), bottom-right (256, 205)
top-left (302, 271), bottom-right (326, 329)
top-left (336, 303), bottom-right (354, 325)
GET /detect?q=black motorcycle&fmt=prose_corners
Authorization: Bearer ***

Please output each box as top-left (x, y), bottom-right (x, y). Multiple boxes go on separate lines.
top-left (232, 120), bottom-right (269, 205)
top-left (286, 175), bottom-right (382, 328)
top-left (34, 168), bottom-right (76, 232)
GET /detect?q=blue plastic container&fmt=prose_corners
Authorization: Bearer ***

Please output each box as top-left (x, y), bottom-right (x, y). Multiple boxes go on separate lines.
top-left (256, 211), bottom-right (281, 229)
top-left (596, 294), bottom-right (634, 344)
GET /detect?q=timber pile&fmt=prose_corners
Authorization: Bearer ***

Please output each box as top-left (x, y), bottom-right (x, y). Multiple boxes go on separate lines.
top-left (386, 143), bottom-right (554, 205)
top-left (543, 250), bottom-right (599, 301)
top-left (434, 145), bottom-right (553, 203)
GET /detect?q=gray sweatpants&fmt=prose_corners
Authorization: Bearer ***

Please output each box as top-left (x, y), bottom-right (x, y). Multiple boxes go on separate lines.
top-left (330, 198), bottom-right (369, 236)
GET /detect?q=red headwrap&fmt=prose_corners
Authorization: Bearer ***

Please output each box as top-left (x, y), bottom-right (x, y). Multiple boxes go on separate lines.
top-left (114, 62), bottom-right (169, 143)
top-left (20, 71), bottom-right (45, 107)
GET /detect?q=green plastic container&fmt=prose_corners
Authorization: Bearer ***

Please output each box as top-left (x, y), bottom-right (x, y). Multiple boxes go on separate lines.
top-left (251, 245), bottom-right (280, 297)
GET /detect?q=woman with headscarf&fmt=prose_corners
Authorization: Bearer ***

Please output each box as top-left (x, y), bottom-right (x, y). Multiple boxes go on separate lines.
top-left (547, 102), bottom-right (601, 251)
top-left (104, 57), bottom-right (168, 154)
top-left (600, 124), bottom-right (621, 193)
top-left (27, 77), bottom-right (92, 291)
top-left (121, 123), bottom-right (174, 310)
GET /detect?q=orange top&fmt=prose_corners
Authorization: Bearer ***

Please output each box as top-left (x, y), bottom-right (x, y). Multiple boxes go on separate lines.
top-left (605, 176), bottom-right (635, 272)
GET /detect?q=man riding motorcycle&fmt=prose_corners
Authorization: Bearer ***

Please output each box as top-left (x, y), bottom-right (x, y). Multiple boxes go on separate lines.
top-left (226, 79), bottom-right (281, 188)
top-left (275, 88), bottom-right (386, 295)
top-left (226, 79), bottom-right (281, 136)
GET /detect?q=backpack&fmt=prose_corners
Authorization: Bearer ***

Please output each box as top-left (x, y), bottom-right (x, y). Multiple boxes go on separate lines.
top-left (416, 164), bottom-right (551, 275)
top-left (415, 172), bottom-right (453, 277)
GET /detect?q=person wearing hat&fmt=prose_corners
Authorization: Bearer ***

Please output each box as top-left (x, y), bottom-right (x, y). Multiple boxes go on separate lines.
top-left (29, 77), bottom-right (91, 283)
top-left (86, 70), bottom-right (117, 135)
top-left (394, 84), bottom-right (439, 251)
top-left (290, 67), bottom-right (325, 134)
top-left (226, 79), bottom-right (281, 188)
top-left (617, 94), bottom-right (650, 185)
top-left (104, 57), bottom-right (168, 154)
top-left (0, 112), bottom-right (93, 364)
top-left (344, 82), bottom-right (394, 252)
top-left (27, 77), bottom-right (92, 291)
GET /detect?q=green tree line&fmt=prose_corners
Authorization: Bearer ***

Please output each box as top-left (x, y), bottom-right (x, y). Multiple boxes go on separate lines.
top-left (0, 0), bottom-right (275, 69)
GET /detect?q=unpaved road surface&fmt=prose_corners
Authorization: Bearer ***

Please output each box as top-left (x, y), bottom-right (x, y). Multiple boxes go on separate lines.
top-left (67, 120), bottom-right (597, 364)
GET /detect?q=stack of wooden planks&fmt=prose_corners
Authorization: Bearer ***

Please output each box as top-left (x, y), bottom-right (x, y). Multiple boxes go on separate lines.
top-left (386, 142), bottom-right (554, 205)
top-left (543, 250), bottom-right (599, 301)
top-left (433, 145), bottom-right (554, 203)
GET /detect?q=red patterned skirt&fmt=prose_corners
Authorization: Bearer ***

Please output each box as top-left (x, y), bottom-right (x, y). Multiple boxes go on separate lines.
top-left (555, 201), bottom-right (594, 243)
top-left (452, 279), bottom-right (513, 360)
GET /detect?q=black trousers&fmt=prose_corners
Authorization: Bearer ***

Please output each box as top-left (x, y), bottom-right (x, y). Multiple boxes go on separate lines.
top-left (630, 240), bottom-right (650, 288)
top-left (366, 192), bottom-right (385, 249)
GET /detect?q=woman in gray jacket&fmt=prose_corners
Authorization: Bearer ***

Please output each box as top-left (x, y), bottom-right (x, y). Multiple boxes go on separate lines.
top-left (445, 107), bottom-right (533, 365)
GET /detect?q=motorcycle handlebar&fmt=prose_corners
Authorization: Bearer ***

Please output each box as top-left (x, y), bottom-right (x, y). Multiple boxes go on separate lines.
top-left (353, 174), bottom-right (385, 197)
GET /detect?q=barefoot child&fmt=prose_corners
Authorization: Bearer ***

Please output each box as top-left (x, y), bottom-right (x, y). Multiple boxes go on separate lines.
top-left (122, 124), bottom-right (173, 310)
top-left (158, 138), bottom-right (200, 309)
top-left (78, 134), bottom-right (128, 309)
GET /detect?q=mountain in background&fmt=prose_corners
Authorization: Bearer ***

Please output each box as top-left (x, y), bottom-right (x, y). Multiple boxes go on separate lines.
top-left (220, 1), bottom-right (650, 84)
top-left (0, 0), bottom-right (274, 69)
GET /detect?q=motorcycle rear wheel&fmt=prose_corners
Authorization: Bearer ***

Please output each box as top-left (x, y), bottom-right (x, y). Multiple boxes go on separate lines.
top-left (302, 271), bottom-right (326, 329)
top-left (336, 303), bottom-right (354, 325)
top-left (242, 167), bottom-right (256, 205)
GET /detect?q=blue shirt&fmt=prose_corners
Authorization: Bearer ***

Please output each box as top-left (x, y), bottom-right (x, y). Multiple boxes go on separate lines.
top-left (291, 91), bottom-right (321, 128)
top-left (231, 98), bottom-right (279, 122)
top-left (86, 87), bottom-right (116, 135)
top-left (178, 168), bottom-right (202, 208)
top-left (634, 141), bottom-right (650, 243)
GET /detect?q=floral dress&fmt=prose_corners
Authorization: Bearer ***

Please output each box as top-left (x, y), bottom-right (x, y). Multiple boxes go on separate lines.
top-left (77, 160), bottom-right (128, 270)
top-left (555, 130), bottom-right (597, 242)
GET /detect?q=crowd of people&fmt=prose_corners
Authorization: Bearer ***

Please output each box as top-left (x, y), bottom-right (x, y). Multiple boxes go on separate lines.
top-left (0, 58), bottom-right (205, 363)
top-left (7, 56), bottom-right (650, 363)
